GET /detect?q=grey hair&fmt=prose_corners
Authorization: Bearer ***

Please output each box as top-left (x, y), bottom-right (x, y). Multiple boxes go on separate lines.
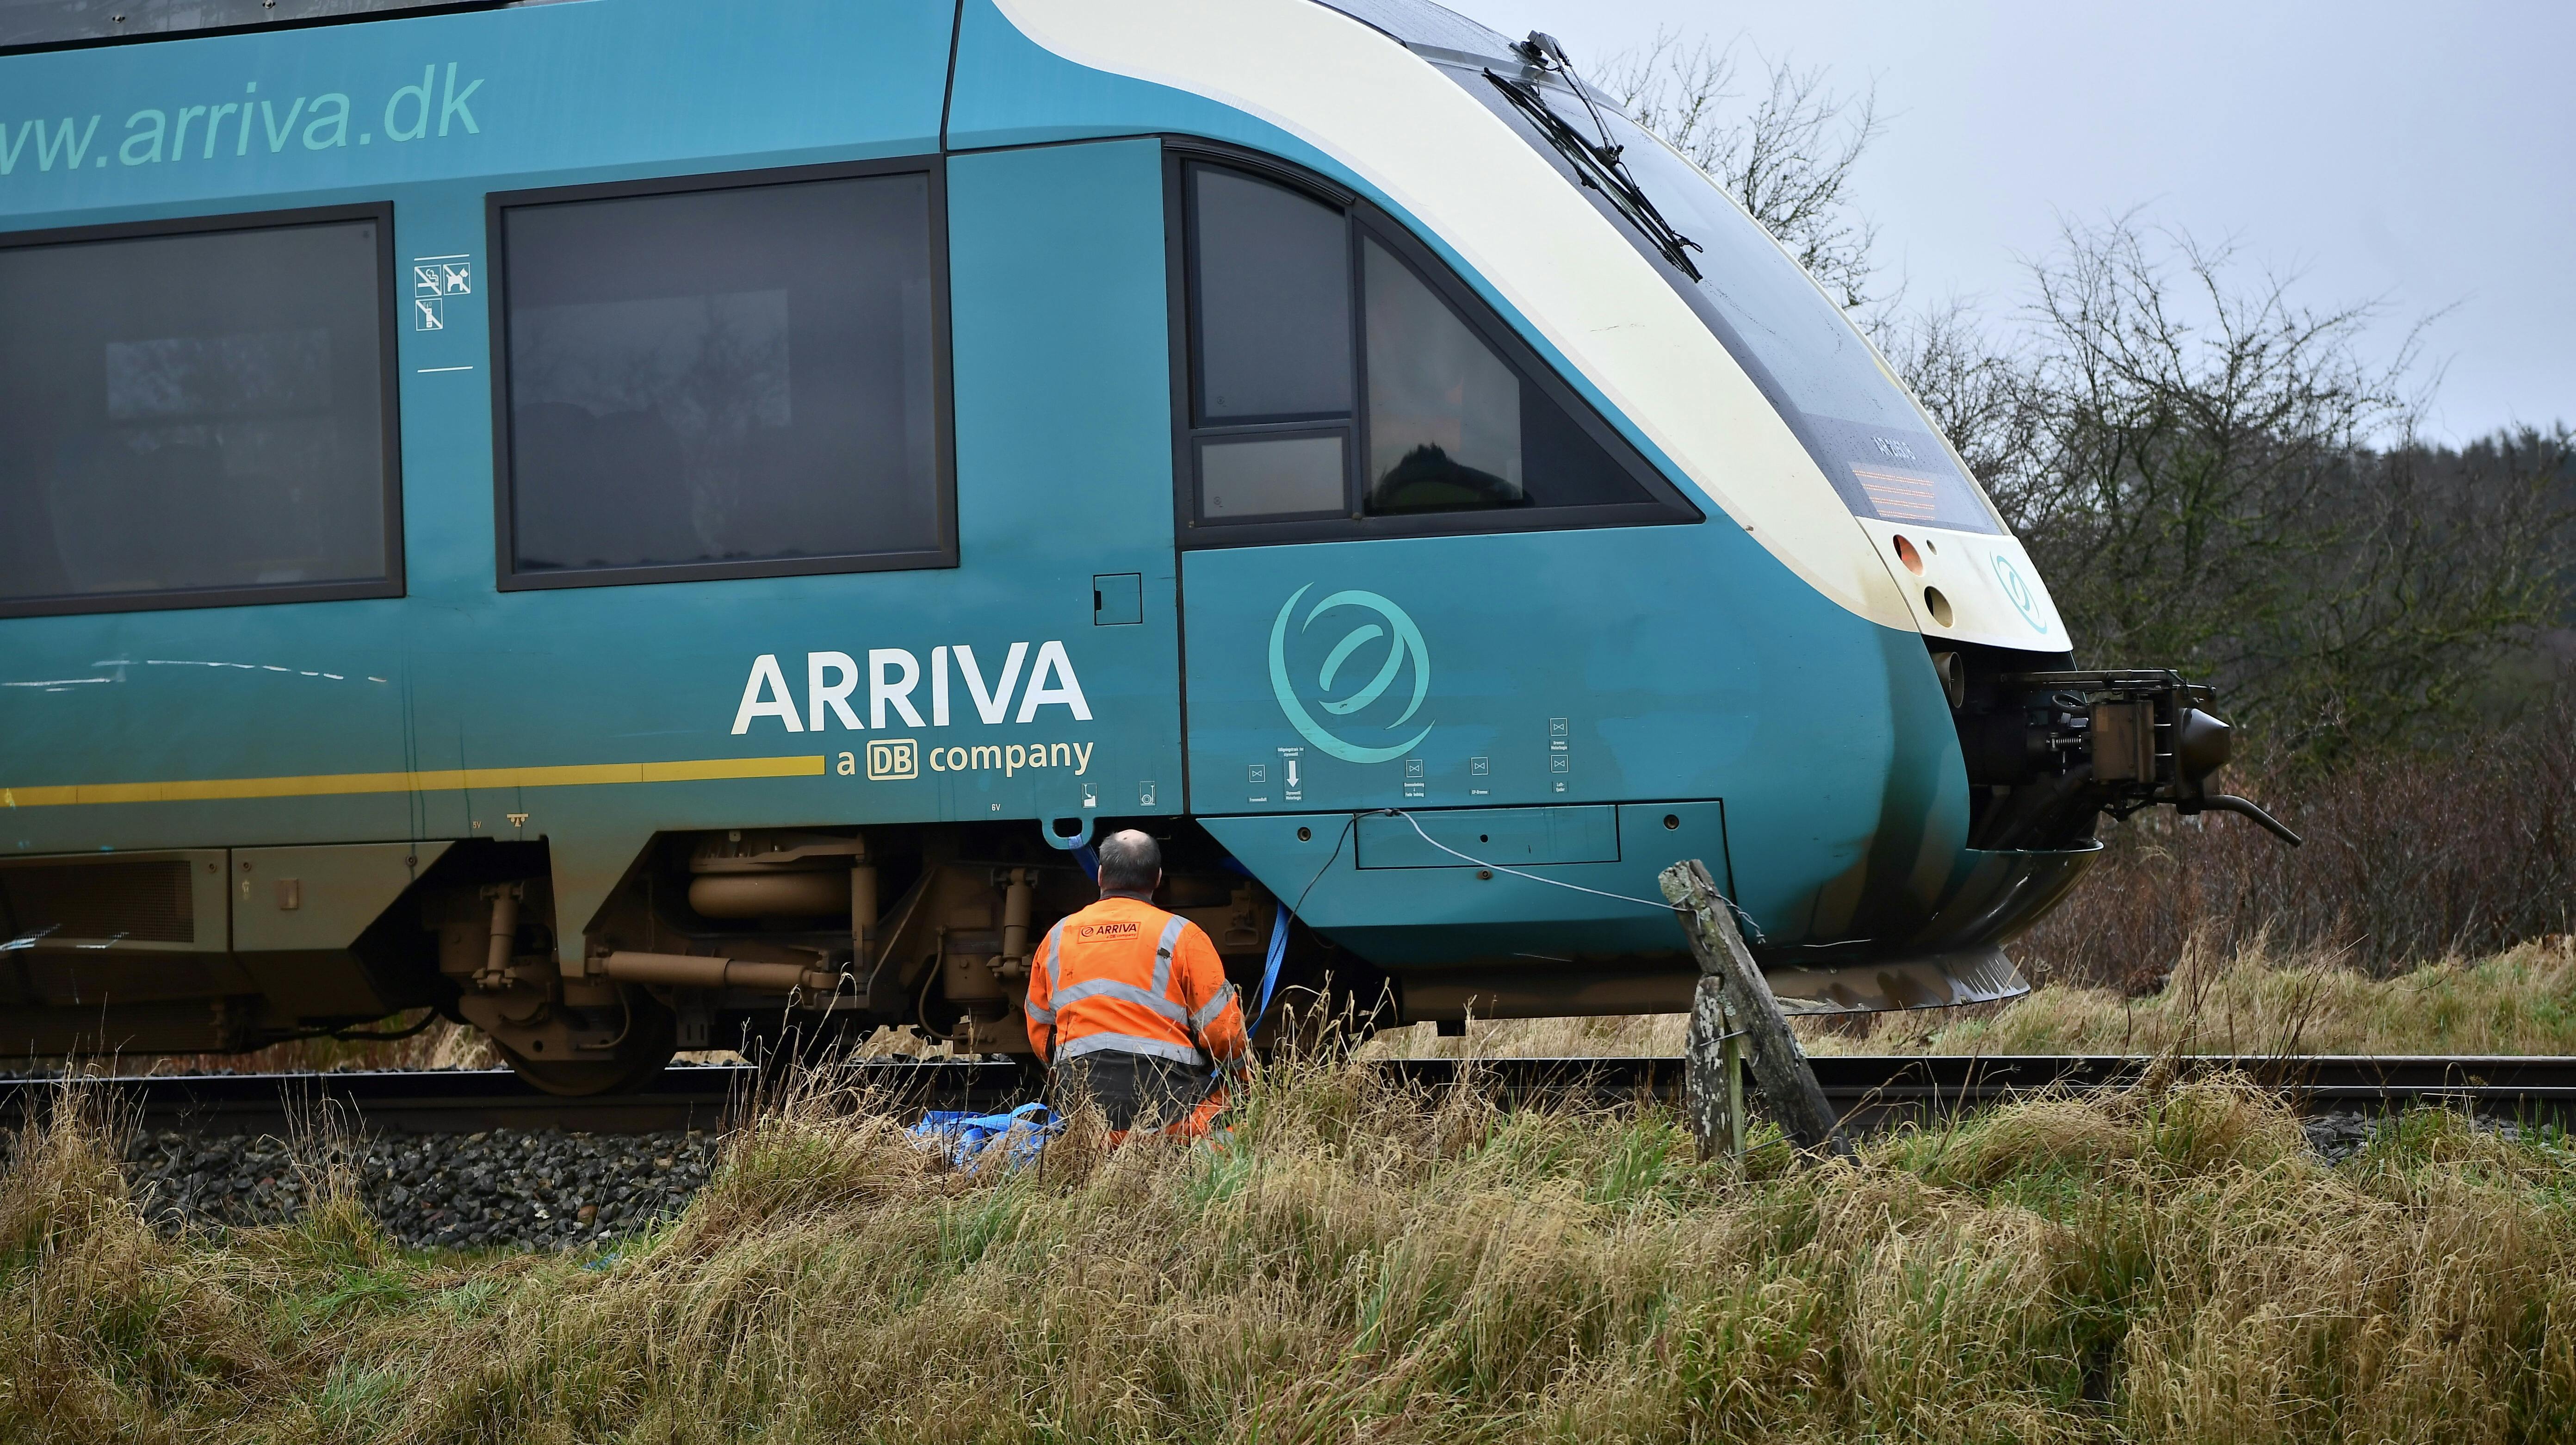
top-left (1095, 829), bottom-right (1162, 893)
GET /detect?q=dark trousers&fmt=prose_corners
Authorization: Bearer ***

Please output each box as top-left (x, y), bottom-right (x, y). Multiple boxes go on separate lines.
top-left (1052, 1050), bottom-right (1218, 1133)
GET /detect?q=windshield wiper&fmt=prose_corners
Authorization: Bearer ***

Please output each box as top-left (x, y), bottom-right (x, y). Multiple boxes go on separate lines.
top-left (1486, 31), bottom-right (1702, 281)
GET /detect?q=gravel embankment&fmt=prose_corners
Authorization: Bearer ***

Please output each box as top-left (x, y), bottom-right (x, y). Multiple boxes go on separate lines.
top-left (123, 1128), bottom-right (723, 1250)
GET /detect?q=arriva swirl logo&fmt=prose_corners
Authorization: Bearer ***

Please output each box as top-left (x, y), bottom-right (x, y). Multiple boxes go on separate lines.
top-left (1268, 584), bottom-right (1435, 764)
top-left (1990, 552), bottom-right (2050, 634)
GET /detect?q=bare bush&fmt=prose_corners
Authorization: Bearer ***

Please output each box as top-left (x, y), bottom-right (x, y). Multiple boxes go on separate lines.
top-left (1894, 219), bottom-right (2571, 760)
top-left (2016, 694), bottom-right (2576, 991)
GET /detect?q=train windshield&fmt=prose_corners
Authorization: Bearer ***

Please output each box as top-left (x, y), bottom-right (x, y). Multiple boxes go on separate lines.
top-left (1449, 62), bottom-right (2005, 535)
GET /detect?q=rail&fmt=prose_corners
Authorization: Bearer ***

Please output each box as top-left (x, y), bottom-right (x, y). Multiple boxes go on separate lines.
top-left (1384, 1054), bottom-right (2576, 1132)
top-left (0, 1060), bottom-right (1015, 1138)
top-left (8, 1054), bottom-right (2576, 1137)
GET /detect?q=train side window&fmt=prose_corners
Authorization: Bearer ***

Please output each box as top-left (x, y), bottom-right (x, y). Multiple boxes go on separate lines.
top-left (0, 206), bottom-right (401, 618)
top-left (491, 160), bottom-right (954, 589)
top-left (1172, 152), bottom-right (1698, 545)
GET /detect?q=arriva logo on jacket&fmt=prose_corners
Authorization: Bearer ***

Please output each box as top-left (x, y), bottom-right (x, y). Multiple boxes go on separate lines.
top-left (1267, 584), bottom-right (1435, 765)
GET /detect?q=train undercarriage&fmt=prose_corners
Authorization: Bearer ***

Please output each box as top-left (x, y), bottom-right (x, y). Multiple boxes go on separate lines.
top-left (0, 820), bottom-right (1370, 1094)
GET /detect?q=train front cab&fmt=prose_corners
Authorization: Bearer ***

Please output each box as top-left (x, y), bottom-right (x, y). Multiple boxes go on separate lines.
top-left (0, 0), bottom-right (2086, 1085)
top-left (1001, 0), bottom-right (2093, 1022)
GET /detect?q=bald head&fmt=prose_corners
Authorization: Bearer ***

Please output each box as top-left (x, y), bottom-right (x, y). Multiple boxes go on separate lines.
top-left (1095, 829), bottom-right (1162, 895)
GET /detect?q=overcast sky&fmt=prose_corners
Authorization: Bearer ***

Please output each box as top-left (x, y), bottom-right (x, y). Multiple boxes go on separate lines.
top-left (1442, 0), bottom-right (2575, 442)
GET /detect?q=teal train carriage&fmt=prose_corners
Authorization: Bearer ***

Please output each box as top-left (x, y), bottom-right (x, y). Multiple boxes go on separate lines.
top-left (0, 0), bottom-right (2282, 1091)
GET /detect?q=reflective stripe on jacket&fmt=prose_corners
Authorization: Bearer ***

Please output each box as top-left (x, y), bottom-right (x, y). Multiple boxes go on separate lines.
top-left (1023, 894), bottom-right (1250, 1068)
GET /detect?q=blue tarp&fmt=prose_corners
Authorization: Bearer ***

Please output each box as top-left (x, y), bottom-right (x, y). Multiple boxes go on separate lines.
top-left (909, 1101), bottom-right (1057, 1171)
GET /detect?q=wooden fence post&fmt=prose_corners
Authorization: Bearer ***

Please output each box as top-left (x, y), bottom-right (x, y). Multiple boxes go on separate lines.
top-left (1661, 859), bottom-right (1853, 1159)
top-left (1722, 998), bottom-right (1747, 1158)
top-left (1685, 972), bottom-right (1748, 1160)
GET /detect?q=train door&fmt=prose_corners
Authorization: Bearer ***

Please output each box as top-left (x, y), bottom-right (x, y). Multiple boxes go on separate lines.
top-left (1165, 147), bottom-right (1727, 976)
top-left (940, 137), bottom-right (1189, 832)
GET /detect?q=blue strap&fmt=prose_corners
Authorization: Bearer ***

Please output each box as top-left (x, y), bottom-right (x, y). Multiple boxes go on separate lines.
top-left (1072, 843), bottom-right (1099, 883)
top-left (1252, 903), bottom-right (1291, 1027)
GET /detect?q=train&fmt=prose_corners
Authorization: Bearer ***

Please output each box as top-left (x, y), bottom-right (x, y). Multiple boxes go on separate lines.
top-left (0, 0), bottom-right (2288, 1092)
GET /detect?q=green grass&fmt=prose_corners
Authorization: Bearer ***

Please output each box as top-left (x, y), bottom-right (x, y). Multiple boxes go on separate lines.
top-left (9, 1058), bottom-right (2576, 1442)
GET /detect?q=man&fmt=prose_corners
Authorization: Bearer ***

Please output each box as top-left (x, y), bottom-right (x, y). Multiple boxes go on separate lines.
top-left (1024, 829), bottom-right (1249, 1140)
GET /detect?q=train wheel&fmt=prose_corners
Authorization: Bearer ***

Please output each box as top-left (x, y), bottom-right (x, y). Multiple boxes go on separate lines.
top-left (495, 987), bottom-right (678, 1097)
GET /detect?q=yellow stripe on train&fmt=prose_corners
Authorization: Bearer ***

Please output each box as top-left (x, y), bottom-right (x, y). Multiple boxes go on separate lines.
top-left (0, 754), bottom-right (827, 807)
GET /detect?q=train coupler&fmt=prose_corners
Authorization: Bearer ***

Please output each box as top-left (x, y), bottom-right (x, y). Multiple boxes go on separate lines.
top-left (1957, 668), bottom-right (2300, 849)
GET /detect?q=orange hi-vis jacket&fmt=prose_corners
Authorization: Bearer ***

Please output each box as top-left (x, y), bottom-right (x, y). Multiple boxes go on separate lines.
top-left (1023, 894), bottom-right (1250, 1069)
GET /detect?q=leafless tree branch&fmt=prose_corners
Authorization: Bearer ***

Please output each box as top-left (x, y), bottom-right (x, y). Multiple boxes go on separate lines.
top-left (1602, 31), bottom-right (1886, 311)
top-left (1891, 215), bottom-right (2568, 762)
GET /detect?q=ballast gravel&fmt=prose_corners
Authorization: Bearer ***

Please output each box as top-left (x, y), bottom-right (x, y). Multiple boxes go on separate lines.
top-left (122, 1127), bottom-right (724, 1250)
top-left (2298, 1109), bottom-right (2555, 1164)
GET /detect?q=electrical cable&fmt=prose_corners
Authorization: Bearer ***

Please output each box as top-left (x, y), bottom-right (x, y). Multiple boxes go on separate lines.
top-left (1388, 808), bottom-right (1676, 911)
top-left (1380, 808), bottom-right (1791, 949)
top-left (1250, 806), bottom-right (1836, 1033)
top-left (1289, 812), bottom-right (1361, 918)
top-left (1245, 812), bottom-right (1360, 1031)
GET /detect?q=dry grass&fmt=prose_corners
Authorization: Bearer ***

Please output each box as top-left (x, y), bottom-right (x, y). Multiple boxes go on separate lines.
top-left (1847, 934), bottom-right (2576, 1058)
top-left (1370, 935), bottom-right (2576, 1061)
top-left (7, 1055), bottom-right (2576, 1442)
top-left (1361, 1011), bottom-right (1696, 1060)
top-left (161, 1019), bottom-right (500, 1075)
top-left (3, 1019), bottom-right (504, 1079)
top-left (56, 1021), bottom-right (944, 1079)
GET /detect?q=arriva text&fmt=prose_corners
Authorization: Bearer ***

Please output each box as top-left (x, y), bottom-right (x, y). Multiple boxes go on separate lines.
top-left (733, 644), bottom-right (1093, 735)
top-left (0, 62), bottom-right (485, 181)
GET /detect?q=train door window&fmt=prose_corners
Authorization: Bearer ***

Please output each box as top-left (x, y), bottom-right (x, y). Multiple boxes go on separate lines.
top-left (1182, 168), bottom-right (1354, 522)
top-left (0, 205), bottom-right (400, 618)
top-left (1362, 238), bottom-right (1654, 515)
top-left (490, 159), bottom-right (953, 589)
top-left (1198, 432), bottom-right (1346, 519)
top-left (1172, 152), bottom-right (1698, 545)
top-left (1192, 169), bottom-right (1352, 424)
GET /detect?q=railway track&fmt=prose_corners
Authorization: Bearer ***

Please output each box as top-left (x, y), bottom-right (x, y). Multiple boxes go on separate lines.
top-left (9, 1054), bottom-right (2576, 1137)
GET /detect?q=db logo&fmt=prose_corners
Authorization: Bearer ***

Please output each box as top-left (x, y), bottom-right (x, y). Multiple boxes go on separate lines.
top-left (867, 739), bottom-right (917, 780)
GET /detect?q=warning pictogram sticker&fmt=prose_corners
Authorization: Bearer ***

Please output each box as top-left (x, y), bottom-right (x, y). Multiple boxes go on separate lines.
top-left (410, 254), bottom-right (473, 331)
